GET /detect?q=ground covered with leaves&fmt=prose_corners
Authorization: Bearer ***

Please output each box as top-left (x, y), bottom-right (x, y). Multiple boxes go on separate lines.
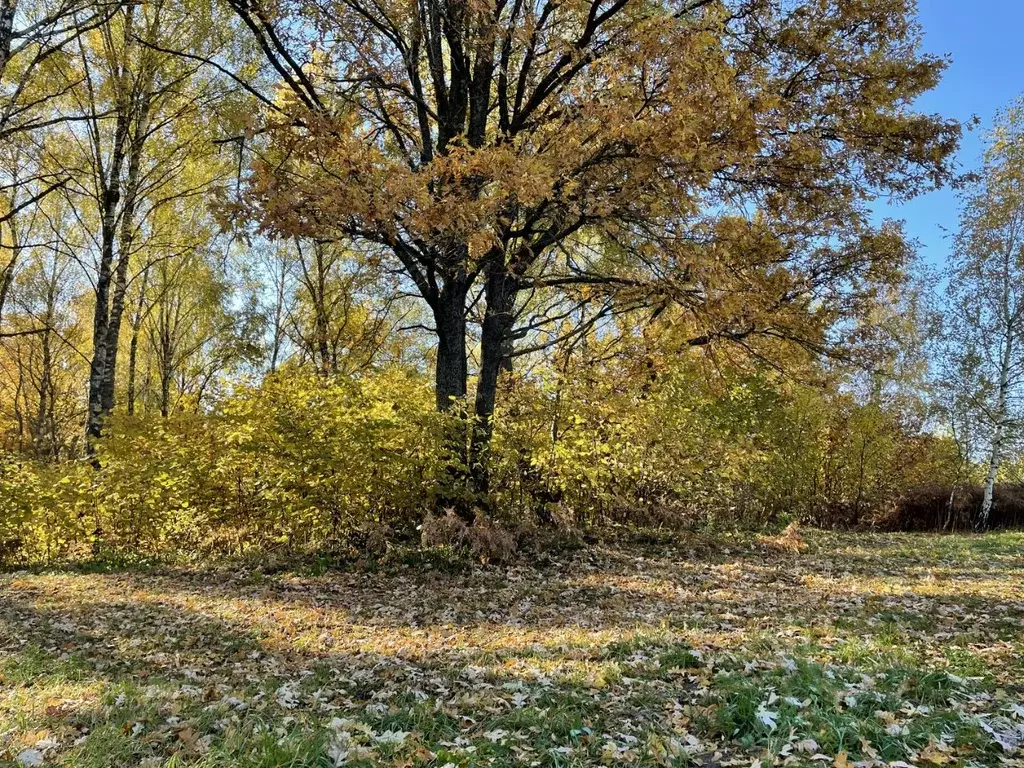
top-left (1, 531), bottom-right (1023, 768)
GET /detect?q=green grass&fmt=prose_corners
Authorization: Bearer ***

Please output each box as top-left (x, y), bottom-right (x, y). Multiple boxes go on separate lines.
top-left (1, 530), bottom-right (1022, 766)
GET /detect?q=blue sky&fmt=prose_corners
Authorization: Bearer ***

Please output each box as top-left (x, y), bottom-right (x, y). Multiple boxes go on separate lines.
top-left (874, 0), bottom-right (1024, 266)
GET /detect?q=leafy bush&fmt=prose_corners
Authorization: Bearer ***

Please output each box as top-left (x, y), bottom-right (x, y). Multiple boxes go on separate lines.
top-left (0, 357), bottom-right (972, 567)
top-left (1, 369), bottom-right (449, 564)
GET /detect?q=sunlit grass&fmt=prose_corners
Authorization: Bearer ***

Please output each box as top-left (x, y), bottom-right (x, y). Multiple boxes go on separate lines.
top-left (2, 530), bottom-right (1022, 766)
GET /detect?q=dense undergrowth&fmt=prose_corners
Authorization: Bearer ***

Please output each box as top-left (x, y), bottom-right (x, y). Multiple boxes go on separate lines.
top-left (1, 363), bottom-right (1003, 568)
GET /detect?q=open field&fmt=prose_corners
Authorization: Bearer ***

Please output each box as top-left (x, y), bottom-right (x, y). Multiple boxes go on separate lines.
top-left (1, 531), bottom-right (1023, 768)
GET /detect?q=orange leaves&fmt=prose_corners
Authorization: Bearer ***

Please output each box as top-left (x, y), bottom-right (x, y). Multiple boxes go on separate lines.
top-left (226, 0), bottom-right (958, 391)
top-left (229, 0), bottom-right (762, 253)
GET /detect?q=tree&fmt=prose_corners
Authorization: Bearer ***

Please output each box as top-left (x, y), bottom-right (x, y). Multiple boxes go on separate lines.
top-left (1, 0), bottom-right (116, 141)
top-left (51, 0), bottom-right (231, 441)
top-left (944, 102), bottom-right (1024, 528)
top-left (145, 246), bottom-right (250, 416)
top-left (0, 195), bottom-right (90, 458)
top-left (1, 0), bottom-right (120, 275)
top-left (223, 0), bottom-right (958, 512)
top-left (286, 239), bottom-right (407, 374)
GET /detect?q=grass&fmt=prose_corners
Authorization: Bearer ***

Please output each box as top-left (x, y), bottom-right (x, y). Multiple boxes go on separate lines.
top-left (1, 530), bottom-right (1023, 767)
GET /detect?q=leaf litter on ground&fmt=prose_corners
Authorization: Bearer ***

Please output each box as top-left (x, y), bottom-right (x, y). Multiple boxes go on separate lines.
top-left (0, 530), bottom-right (1022, 767)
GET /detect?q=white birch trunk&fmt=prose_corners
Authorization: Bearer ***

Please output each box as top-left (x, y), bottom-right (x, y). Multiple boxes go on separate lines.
top-left (980, 331), bottom-right (1013, 528)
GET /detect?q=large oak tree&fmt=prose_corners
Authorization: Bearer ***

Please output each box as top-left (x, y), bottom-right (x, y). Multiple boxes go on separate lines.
top-left (223, 0), bottom-right (958, 508)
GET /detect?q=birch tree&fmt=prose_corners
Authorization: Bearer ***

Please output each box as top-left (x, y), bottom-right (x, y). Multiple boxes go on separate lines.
top-left (55, 0), bottom-right (231, 441)
top-left (945, 102), bottom-right (1024, 528)
top-left (1, 0), bottom-right (120, 300)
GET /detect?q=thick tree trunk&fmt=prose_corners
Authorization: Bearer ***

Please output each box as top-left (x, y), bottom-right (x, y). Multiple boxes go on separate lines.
top-left (433, 281), bottom-right (469, 411)
top-left (99, 253), bottom-right (131, 413)
top-left (86, 4), bottom-right (155, 443)
top-left (85, 75), bottom-right (133, 442)
top-left (86, 185), bottom-right (121, 443)
top-left (981, 427), bottom-right (1004, 529)
top-left (99, 82), bottom-right (150, 416)
top-left (470, 264), bottom-right (516, 498)
top-left (431, 277), bottom-right (473, 519)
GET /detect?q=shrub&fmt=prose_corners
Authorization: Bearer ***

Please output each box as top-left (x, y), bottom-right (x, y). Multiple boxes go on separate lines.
top-left (0, 369), bottom-right (450, 565)
top-left (0, 356), bottom-right (986, 567)
top-left (420, 510), bottom-right (518, 564)
top-left (880, 483), bottom-right (1024, 531)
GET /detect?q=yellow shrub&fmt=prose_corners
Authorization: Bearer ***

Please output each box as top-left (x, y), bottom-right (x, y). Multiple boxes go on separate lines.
top-left (1, 369), bottom-right (450, 564)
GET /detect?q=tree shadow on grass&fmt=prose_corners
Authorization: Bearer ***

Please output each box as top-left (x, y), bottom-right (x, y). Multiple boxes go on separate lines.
top-left (1, 585), bottom-right (700, 767)
top-left (4, 537), bottom-right (1020, 677)
top-left (1, 532), bottom-right (1022, 765)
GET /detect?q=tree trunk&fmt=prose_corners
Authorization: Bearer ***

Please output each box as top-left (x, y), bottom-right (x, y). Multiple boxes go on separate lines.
top-left (316, 305), bottom-right (332, 374)
top-left (160, 367), bottom-right (171, 418)
top-left (85, 3), bottom-right (155, 444)
top-left (12, 349), bottom-right (24, 448)
top-left (981, 428), bottom-right (1003, 530)
top-left (981, 331), bottom-right (1013, 529)
top-left (126, 326), bottom-right (140, 416)
top-left (0, 0), bottom-right (15, 76)
top-left (126, 266), bottom-right (149, 415)
top-left (159, 337), bottom-right (172, 418)
top-left (314, 244), bottom-right (334, 373)
top-left (269, 256), bottom-right (287, 373)
top-left (99, 79), bottom-right (151, 417)
top-left (469, 262), bottom-right (516, 498)
top-left (0, 248), bottom-right (16, 327)
top-left (433, 280), bottom-right (469, 411)
top-left (86, 185), bottom-right (121, 443)
top-left (156, 300), bottom-right (175, 417)
top-left (85, 73), bottom-right (133, 443)
top-left (432, 277), bottom-right (472, 520)
top-left (37, 328), bottom-right (56, 458)
top-left (99, 251), bottom-right (131, 414)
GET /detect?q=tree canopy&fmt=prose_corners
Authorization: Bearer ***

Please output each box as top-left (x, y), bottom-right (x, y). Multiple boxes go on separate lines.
top-left (7, 0), bottom-right (1024, 556)
top-left (214, 0), bottom-right (958, 500)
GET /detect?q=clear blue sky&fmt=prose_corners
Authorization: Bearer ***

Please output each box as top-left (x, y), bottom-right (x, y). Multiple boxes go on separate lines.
top-left (874, 0), bottom-right (1024, 265)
